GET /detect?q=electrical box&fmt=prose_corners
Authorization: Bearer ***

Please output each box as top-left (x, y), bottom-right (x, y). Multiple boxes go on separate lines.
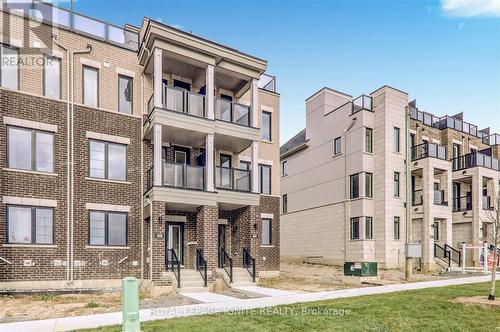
top-left (344, 262), bottom-right (378, 277)
top-left (406, 243), bottom-right (422, 258)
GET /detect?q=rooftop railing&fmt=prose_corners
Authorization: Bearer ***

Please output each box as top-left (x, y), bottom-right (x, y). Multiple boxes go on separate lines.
top-left (1, 1), bottom-right (139, 51)
top-left (451, 151), bottom-right (500, 171)
top-left (258, 74), bottom-right (276, 93)
top-left (411, 142), bottom-right (447, 161)
top-left (484, 133), bottom-right (500, 146)
top-left (352, 95), bottom-right (372, 114)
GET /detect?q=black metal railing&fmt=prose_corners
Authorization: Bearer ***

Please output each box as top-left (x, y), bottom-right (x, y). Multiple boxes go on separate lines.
top-left (445, 244), bottom-right (462, 267)
top-left (451, 152), bottom-right (500, 171)
top-left (482, 196), bottom-right (494, 210)
top-left (147, 94), bottom-right (154, 115)
top-left (166, 248), bottom-right (181, 288)
top-left (215, 166), bottom-right (251, 192)
top-left (434, 189), bottom-right (447, 206)
top-left (242, 248), bottom-right (256, 282)
top-left (215, 99), bottom-right (251, 127)
top-left (411, 142), bottom-right (447, 161)
top-left (452, 195), bottom-right (472, 212)
top-left (434, 243), bottom-right (451, 268)
top-left (412, 189), bottom-right (423, 206)
top-left (219, 248), bottom-right (233, 283)
top-left (352, 95), bottom-right (372, 114)
top-left (196, 249), bottom-right (208, 287)
top-left (146, 166), bottom-right (154, 191)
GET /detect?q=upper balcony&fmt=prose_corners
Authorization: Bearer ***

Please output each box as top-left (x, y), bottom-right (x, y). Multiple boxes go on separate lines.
top-left (351, 95), bottom-right (372, 115)
top-left (411, 142), bottom-right (447, 161)
top-left (451, 152), bottom-right (500, 172)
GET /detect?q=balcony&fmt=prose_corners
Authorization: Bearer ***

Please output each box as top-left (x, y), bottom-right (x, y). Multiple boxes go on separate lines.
top-left (453, 195), bottom-right (472, 212)
top-left (351, 95), bottom-right (372, 115)
top-left (434, 189), bottom-right (447, 206)
top-left (451, 152), bottom-right (500, 171)
top-left (215, 166), bottom-right (251, 192)
top-left (258, 74), bottom-right (277, 93)
top-left (215, 99), bottom-right (251, 127)
top-left (148, 86), bottom-right (206, 118)
top-left (411, 142), bottom-right (447, 161)
top-left (412, 189), bottom-right (423, 206)
top-left (147, 162), bottom-right (205, 191)
top-left (483, 196), bottom-right (494, 211)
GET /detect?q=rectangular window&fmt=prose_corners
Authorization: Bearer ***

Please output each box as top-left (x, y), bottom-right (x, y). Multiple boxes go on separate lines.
top-left (118, 75), bottom-right (133, 114)
top-left (410, 133), bottom-right (416, 147)
top-left (394, 172), bottom-right (400, 197)
top-left (89, 211), bottom-right (127, 246)
top-left (83, 66), bottom-right (98, 107)
top-left (394, 127), bottom-right (400, 152)
top-left (7, 126), bottom-right (54, 172)
top-left (0, 44), bottom-right (19, 90)
top-left (282, 194), bottom-right (287, 213)
top-left (365, 217), bottom-right (373, 239)
top-left (365, 128), bottom-right (373, 153)
top-left (282, 160), bottom-right (288, 176)
top-left (259, 164), bottom-right (271, 194)
top-left (261, 218), bottom-right (272, 245)
top-left (365, 172), bottom-right (373, 198)
top-left (394, 217), bottom-right (400, 240)
top-left (350, 173), bottom-right (360, 199)
top-left (433, 222), bottom-right (439, 241)
top-left (43, 56), bottom-right (61, 99)
top-left (89, 140), bottom-right (127, 181)
top-left (7, 205), bottom-right (53, 244)
top-left (334, 137), bottom-right (342, 155)
top-left (350, 217), bottom-right (360, 240)
top-left (262, 111), bottom-right (271, 141)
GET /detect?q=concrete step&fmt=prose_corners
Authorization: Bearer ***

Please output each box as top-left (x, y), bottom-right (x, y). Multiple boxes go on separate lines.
top-left (231, 282), bottom-right (255, 287)
top-left (178, 286), bottom-right (210, 293)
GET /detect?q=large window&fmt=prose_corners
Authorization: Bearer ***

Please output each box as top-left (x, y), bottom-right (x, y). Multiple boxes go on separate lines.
top-left (350, 217), bottom-right (360, 240)
top-left (0, 44), bottom-right (19, 90)
top-left (118, 75), bottom-right (133, 114)
top-left (365, 172), bottom-right (373, 198)
top-left (89, 140), bottom-right (127, 181)
top-left (334, 137), bottom-right (342, 155)
top-left (394, 172), bottom-right (400, 197)
top-left (262, 111), bottom-right (271, 141)
top-left (282, 194), bottom-right (288, 214)
top-left (365, 128), bottom-right (373, 153)
top-left (43, 56), bottom-right (61, 99)
top-left (261, 218), bottom-right (272, 245)
top-left (393, 127), bottom-right (400, 153)
top-left (83, 66), bottom-right (99, 107)
top-left (259, 164), bottom-right (271, 194)
top-left (394, 217), bottom-right (400, 240)
top-left (7, 126), bottom-right (54, 172)
top-left (7, 205), bottom-right (53, 244)
top-left (89, 211), bottom-right (127, 246)
top-left (365, 217), bottom-right (373, 239)
top-left (350, 173), bottom-right (360, 199)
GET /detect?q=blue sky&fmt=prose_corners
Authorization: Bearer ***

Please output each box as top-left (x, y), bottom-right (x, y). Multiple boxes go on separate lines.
top-left (61, 0), bottom-right (500, 144)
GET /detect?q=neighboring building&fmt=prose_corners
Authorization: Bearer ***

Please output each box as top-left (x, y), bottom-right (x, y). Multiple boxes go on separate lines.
top-left (280, 86), bottom-right (499, 271)
top-left (0, 2), bottom-right (280, 292)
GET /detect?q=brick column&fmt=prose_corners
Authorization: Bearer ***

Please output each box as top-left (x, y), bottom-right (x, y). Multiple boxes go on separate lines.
top-left (196, 205), bottom-right (218, 273)
top-left (151, 201), bottom-right (167, 284)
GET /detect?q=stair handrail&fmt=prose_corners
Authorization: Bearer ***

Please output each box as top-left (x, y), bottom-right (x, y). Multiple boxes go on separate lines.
top-left (220, 248), bottom-right (233, 283)
top-left (196, 248), bottom-right (208, 287)
top-left (434, 243), bottom-right (451, 268)
top-left (242, 247), bottom-right (256, 282)
top-left (166, 248), bottom-right (181, 288)
top-left (444, 244), bottom-right (462, 267)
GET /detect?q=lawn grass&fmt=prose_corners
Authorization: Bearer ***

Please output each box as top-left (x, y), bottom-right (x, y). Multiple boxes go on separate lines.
top-left (78, 281), bottom-right (500, 332)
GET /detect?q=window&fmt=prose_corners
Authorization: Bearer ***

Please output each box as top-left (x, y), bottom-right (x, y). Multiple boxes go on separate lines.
top-left (433, 222), bottom-right (439, 241)
top-left (394, 217), bottom-right (400, 240)
top-left (259, 164), bottom-right (271, 194)
top-left (118, 75), bottom-right (133, 114)
top-left (350, 173), bottom-right (360, 199)
top-left (43, 56), bottom-right (61, 99)
top-left (83, 66), bottom-right (98, 107)
top-left (282, 160), bottom-right (288, 176)
top-left (7, 126), bottom-right (54, 172)
top-left (334, 137), bottom-right (342, 155)
top-left (261, 218), bottom-right (272, 245)
top-left (365, 172), bottom-right (373, 198)
top-left (394, 172), bottom-right (400, 197)
top-left (282, 194), bottom-right (288, 213)
top-left (394, 127), bottom-right (400, 152)
top-left (0, 44), bottom-right (19, 90)
top-left (89, 211), bottom-right (127, 246)
top-left (410, 133), bottom-right (416, 147)
top-left (365, 128), bottom-right (373, 153)
top-left (365, 217), bottom-right (373, 239)
top-left (7, 205), bottom-right (53, 244)
top-left (350, 217), bottom-right (360, 240)
top-left (89, 140), bottom-right (127, 181)
top-left (262, 111), bottom-right (271, 141)
top-left (453, 143), bottom-right (461, 159)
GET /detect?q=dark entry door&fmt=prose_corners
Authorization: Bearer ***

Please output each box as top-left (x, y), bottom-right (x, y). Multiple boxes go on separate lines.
top-left (218, 224), bottom-right (226, 267)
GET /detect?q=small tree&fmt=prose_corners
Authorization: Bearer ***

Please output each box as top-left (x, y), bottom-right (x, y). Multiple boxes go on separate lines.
top-left (482, 188), bottom-right (499, 301)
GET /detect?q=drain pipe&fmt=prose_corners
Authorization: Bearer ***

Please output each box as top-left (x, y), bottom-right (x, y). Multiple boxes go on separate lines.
top-left (52, 36), bottom-right (71, 284)
top-left (343, 117), bottom-right (357, 263)
top-left (140, 72), bottom-right (145, 281)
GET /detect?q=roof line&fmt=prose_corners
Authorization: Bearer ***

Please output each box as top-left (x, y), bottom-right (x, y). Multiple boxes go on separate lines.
top-left (370, 85), bottom-right (408, 96)
top-left (306, 87), bottom-right (352, 102)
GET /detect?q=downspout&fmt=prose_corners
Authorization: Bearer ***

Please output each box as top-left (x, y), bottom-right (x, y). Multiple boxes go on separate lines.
top-left (343, 117), bottom-right (357, 263)
top-left (140, 73), bottom-right (144, 281)
top-left (149, 199), bottom-right (153, 282)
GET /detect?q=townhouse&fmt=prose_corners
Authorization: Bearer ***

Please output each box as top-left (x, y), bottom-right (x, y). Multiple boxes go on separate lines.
top-left (280, 86), bottom-right (499, 271)
top-left (0, 1), bottom-right (280, 292)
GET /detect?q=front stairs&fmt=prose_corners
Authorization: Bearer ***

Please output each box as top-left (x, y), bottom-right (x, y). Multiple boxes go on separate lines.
top-left (171, 269), bottom-right (208, 293)
top-left (230, 267), bottom-right (256, 287)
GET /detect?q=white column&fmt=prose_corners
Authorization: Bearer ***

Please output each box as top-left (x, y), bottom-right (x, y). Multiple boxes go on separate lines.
top-left (251, 141), bottom-right (259, 193)
top-left (206, 65), bottom-right (215, 119)
top-left (153, 124), bottom-right (162, 186)
top-left (251, 78), bottom-right (259, 127)
top-left (153, 48), bottom-right (163, 108)
top-left (206, 134), bottom-right (214, 191)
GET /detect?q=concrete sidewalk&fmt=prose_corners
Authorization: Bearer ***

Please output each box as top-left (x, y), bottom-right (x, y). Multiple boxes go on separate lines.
top-left (1, 274), bottom-right (497, 332)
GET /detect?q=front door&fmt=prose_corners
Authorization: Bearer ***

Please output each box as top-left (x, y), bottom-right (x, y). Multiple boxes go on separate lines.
top-left (167, 223), bottom-right (183, 266)
top-left (218, 224), bottom-right (226, 267)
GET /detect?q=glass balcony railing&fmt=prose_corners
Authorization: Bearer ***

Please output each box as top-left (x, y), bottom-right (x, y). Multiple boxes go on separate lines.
top-left (434, 190), bottom-right (447, 206)
top-left (452, 152), bottom-right (500, 171)
top-left (483, 196), bottom-right (494, 210)
top-left (215, 99), bottom-right (251, 127)
top-left (258, 74), bottom-right (276, 93)
top-left (352, 95), bottom-right (372, 114)
top-left (215, 166), bottom-right (251, 192)
top-left (412, 189), bottom-right (423, 206)
top-left (411, 142), bottom-right (447, 161)
top-left (162, 162), bottom-right (205, 190)
top-left (157, 86), bottom-right (206, 118)
top-left (453, 195), bottom-right (472, 212)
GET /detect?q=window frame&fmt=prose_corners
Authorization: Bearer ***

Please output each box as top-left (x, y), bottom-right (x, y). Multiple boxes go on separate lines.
top-left (394, 127), bottom-right (400, 153)
top-left (334, 136), bottom-right (342, 155)
top-left (365, 172), bottom-right (373, 198)
top-left (259, 164), bottom-right (271, 195)
top-left (394, 172), bottom-right (400, 197)
top-left (261, 111), bottom-right (272, 141)
top-left (261, 218), bottom-right (272, 245)
top-left (6, 204), bottom-right (54, 245)
top-left (281, 160), bottom-right (288, 176)
top-left (82, 65), bottom-right (99, 108)
top-left (88, 210), bottom-right (128, 247)
top-left (282, 194), bottom-right (288, 214)
top-left (118, 74), bottom-right (133, 114)
top-left (394, 216), bottom-right (400, 240)
top-left (43, 55), bottom-right (61, 100)
top-left (365, 127), bottom-right (373, 153)
top-left (0, 43), bottom-right (20, 90)
top-left (433, 222), bottom-right (440, 241)
top-left (365, 217), bottom-right (373, 240)
top-left (350, 173), bottom-right (360, 199)
top-left (350, 217), bottom-right (360, 240)
top-left (88, 139), bottom-right (128, 181)
top-left (6, 125), bottom-right (55, 173)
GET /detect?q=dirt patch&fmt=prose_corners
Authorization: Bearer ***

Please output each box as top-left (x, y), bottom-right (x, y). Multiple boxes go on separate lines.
top-left (455, 296), bottom-right (500, 309)
top-left (216, 289), bottom-right (261, 299)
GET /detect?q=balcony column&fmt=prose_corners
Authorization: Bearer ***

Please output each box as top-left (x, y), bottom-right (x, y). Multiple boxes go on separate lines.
top-left (206, 134), bottom-right (214, 191)
top-left (251, 78), bottom-right (259, 127)
top-left (153, 48), bottom-right (163, 108)
top-left (251, 141), bottom-right (259, 193)
top-left (153, 124), bottom-right (162, 186)
top-left (206, 65), bottom-right (215, 120)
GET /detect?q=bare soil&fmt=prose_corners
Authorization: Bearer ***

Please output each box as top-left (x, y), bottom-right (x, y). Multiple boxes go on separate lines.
top-left (455, 296), bottom-right (500, 308)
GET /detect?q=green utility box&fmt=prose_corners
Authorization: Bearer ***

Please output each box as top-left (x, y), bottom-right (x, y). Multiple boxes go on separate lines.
top-left (344, 262), bottom-right (378, 277)
top-left (122, 277), bottom-right (140, 332)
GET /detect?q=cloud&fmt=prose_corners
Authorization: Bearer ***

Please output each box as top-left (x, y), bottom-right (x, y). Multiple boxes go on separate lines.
top-left (441, 0), bottom-right (500, 17)
top-left (458, 22), bottom-right (465, 29)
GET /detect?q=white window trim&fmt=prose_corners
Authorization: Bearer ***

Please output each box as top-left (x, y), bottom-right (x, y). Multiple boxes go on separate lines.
top-left (115, 67), bottom-right (136, 78)
top-left (239, 156), bottom-right (273, 166)
top-left (85, 203), bottom-right (130, 213)
top-left (3, 116), bottom-right (58, 132)
top-left (163, 215), bottom-right (187, 223)
top-left (80, 57), bottom-right (101, 69)
top-left (261, 105), bottom-right (274, 113)
top-left (261, 213), bottom-right (274, 219)
top-left (452, 139), bottom-right (462, 145)
top-left (2, 196), bottom-right (57, 207)
top-left (86, 131), bottom-right (130, 145)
